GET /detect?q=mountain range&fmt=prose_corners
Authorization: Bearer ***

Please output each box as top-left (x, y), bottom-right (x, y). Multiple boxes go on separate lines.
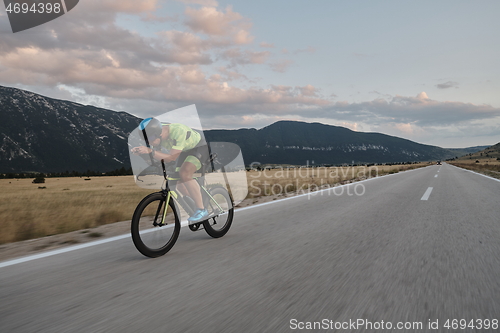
top-left (0, 85), bottom-right (139, 173)
top-left (454, 142), bottom-right (500, 162)
top-left (0, 85), bottom-right (491, 173)
top-left (204, 121), bottom-right (487, 166)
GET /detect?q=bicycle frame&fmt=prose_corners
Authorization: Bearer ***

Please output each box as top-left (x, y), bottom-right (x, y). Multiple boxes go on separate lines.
top-left (131, 157), bottom-right (235, 257)
top-left (158, 161), bottom-right (226, 222)
top-left (130, 124), bottom-right (240, 256)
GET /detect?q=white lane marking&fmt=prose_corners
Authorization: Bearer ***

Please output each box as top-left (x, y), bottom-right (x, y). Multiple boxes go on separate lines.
top-left (0, 234), bottom-right (131, 269)
top-left (0, 165), bottom-right (433, 269)
top-left (434, 175), bottom-right (438, 178)
top-left (0, 219), bottom-right (191, 269)
top-left (421, 187), bottom-right (433, 201)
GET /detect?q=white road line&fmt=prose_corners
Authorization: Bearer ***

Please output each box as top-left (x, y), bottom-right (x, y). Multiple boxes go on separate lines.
top-left (0, 234), bottom-right (131, 269)
top-left (434, 175), bottom-right (438, 178)
top-left (421, 187), bottom-right (433, 201)
top-left (0, 166), bottom-right (432, 269)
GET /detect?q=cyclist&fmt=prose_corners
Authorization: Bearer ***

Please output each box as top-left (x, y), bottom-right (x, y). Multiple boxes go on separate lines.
top-left (131, 117), bottom-right (209, 223)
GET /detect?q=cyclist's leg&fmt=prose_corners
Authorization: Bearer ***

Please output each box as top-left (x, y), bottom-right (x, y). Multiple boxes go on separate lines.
top-left (176, 182), bottom-right (188, 196)
top-left (179, 159), bottom-right (203, 210)
top-left (177, 145), bottom-right (209, 221)
top-left (173, 150), bottom-right (190, 197)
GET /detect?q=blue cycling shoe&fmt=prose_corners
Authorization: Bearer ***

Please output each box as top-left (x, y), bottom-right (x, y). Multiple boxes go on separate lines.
top-left (188, 209), bottom-right (209, 223)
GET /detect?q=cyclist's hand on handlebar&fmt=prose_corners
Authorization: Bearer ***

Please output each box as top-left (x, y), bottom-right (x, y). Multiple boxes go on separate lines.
top-left (131, 146), bottom-right (152, 155)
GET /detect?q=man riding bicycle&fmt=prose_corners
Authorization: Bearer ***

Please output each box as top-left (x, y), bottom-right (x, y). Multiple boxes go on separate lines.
top-left (131, 117), bottom-right (209, 223)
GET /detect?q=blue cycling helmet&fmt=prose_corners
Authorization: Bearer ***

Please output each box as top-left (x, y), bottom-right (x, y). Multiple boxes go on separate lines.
top-left (139, 117), bottom-right (162, 142)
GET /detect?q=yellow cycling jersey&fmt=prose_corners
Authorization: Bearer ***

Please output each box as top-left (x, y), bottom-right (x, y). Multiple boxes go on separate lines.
top-left (160, 123), bottom-right (202, 151)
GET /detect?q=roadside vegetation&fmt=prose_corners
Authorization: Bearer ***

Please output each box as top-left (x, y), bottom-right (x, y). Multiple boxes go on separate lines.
top-left (0, 176), bottom-right (151, 245)
top-left (448, 160), bottom-right (500, 179)
top-left (448, 143), bottom-right (500, 179)
top-left (0, 163), bottom-right (428, 245)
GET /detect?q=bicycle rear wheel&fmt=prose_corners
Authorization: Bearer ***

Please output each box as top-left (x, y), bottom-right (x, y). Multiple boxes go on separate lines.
top-left (131, 192), bottom-right (180, 257)
top-left (203, 187), bottom-right (234, 238)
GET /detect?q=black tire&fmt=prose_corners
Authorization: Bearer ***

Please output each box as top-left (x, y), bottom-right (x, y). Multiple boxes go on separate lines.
top-left (202, 187), bottom-right (234, 238)
top-left (131, 192), bottom-right (180, 257)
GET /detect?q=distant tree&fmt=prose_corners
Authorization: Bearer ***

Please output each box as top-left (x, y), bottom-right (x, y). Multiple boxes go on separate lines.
top-left (32, 174), bottom-right (45, 184)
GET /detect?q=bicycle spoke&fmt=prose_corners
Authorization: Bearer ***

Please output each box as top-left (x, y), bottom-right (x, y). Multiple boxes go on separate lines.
top-left (202, 187), bottom-right (234, 238)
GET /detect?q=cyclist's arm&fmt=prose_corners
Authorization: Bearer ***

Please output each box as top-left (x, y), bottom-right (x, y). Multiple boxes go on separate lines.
top-left (131, 146), bottom-right (182, 162)
top-left (152, 148), bottom-right (182, 162)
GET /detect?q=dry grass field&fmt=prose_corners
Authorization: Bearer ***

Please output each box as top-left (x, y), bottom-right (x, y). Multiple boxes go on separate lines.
top-left (449, 143), bottom-right (500, 179)
top-left (449, 160), bottom-right (500, 179)
top-left (0, 176), bottom-right (151, 245)
top-left (0, 163), bottom-right (428, 245)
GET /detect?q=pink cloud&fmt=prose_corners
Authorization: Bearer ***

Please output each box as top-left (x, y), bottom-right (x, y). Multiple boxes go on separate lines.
top-left (158, 30), bottom-right (212, 64)
top-left (86, 0), bottom-right (160, 13)
top-left (221, 48), bottom-right (271, 66)
top-left (176, 0), bottom-right (219, 6)
top-left (0, 0), bottom-right (335, 120)
top-left (260, 42), bottom-right (274, 48)
top-left (298, 84), bottom-right (319, 97)
top-left (184, 6), bottom-right (254, 44)
top-left (0, 45), bottom-right (329, 108)
top-left (269, 59), bottom-right (293, 73)
top-left (216, 67), bottom-right (251, 82)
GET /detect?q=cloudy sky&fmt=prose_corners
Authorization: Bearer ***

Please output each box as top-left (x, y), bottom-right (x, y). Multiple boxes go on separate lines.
top-left (1, 0), bottom-right (499, 148)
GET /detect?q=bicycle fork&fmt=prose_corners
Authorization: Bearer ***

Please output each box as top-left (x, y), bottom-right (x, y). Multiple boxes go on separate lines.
top-left (153, 191), bottom-right (171, 227)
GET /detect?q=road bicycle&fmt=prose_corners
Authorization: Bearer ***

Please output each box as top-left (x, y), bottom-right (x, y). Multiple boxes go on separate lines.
top-left (131, 156), bottom-right (234, 258)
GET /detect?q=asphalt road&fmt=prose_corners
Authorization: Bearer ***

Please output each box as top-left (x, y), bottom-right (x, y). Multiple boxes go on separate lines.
top-left (1, 163), bottom-right (500, 332)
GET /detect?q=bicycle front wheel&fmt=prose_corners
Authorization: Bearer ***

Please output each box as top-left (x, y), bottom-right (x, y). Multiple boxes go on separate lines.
top-left (203, 187), bottom-right (234, 238)
top-left (131, 192), bottom-right (180, 258)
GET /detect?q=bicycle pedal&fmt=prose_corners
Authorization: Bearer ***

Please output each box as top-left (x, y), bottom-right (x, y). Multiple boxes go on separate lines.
top-left (188, 222), bottom-right (204, 231)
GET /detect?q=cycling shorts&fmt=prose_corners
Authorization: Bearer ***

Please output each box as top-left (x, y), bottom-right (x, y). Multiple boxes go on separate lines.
top-left (175, 144), bottom-right (209, 171)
